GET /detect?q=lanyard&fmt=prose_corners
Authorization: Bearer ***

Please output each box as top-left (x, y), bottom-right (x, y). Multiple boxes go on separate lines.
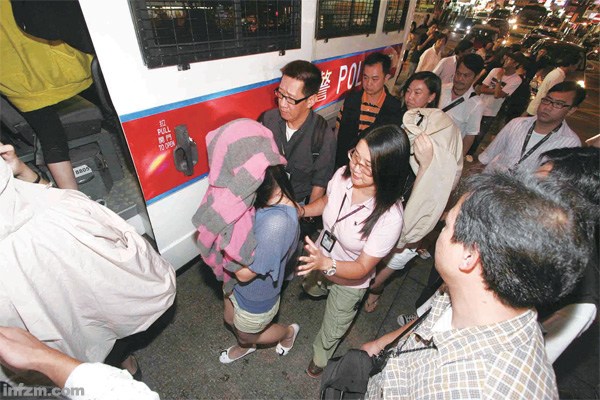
top-left (518, 122), bottom-right (562, 165)
top-left (330, 193), bottom-right (366, 232)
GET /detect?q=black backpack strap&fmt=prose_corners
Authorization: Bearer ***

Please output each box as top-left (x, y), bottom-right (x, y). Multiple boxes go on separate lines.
top-left (441, 96), bottom-right (465, 112)
top-left (311, 114), bottom-right (327, 162)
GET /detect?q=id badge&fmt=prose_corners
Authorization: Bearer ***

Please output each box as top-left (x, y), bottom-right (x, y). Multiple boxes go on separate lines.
top-left (320, 230), bottom-right (337, 252)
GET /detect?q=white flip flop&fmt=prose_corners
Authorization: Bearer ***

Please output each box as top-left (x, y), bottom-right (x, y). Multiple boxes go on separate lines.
top-left (219, 345), bottom-right (256, 364)
top-left (275, 323), bottom-right (300, 356)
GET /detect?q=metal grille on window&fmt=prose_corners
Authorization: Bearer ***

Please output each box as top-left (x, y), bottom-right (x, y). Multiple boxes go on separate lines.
top-left (383, 0), bottom-right (409, 32)
top-left (129, 0), bottom-right (301, 69)
top-left (316, 0), bottom-right (380, 40)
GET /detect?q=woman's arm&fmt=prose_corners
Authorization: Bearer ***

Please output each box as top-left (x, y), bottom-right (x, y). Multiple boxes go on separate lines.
top-left (300, 194), bottom-right (328, 218)
top-left (296, 236), bottom-right (381, 281)
top-left (0, 143), bottom-right (48, 184)
top-left (233, 267), bottom-right (257, 283)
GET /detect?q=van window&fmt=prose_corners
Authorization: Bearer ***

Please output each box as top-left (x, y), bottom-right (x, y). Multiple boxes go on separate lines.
top-left (129, 0), bottom-right (301, 69)
top-left (316, 0), bottom-right (380, 39)
top-left (383, 0), bottom-right (409, 32)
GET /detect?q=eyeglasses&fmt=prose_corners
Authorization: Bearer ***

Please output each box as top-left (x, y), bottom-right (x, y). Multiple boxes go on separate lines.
top-left (347, 148), bottom-right (372, 177)
top-left (540, 97), bottom-right (573, 110)
top-left (274, 87), bottom-right (310, 105)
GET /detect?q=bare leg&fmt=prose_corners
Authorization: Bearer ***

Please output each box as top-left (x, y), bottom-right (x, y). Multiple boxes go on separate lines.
top-left (223, 297), bottom-right (234, 327)
top-left (48, 161), bottom-right (78, 189)
top-left (226, 324), bottom-right (295, 359)
top-left (120, 354), bottom-right (138, 375)
top-left (364, 266), bottom-right (396, 312)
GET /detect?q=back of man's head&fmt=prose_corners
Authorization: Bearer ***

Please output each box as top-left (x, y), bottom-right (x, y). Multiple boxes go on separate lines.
top-left (454, 39), bottom-right (474, 56)
top-left (556, 54), bottom-right (580, 68)
top-left (506, 51), bottom-right (529, 70)
top-left (548, 81), bottom-right (586, 107)
top-left (540, 147), bottom-right (600, 205)
top-left (365, 52), bottom-right (392, 76)
top-left (435, 32), bottom-right (448, 45)
top-left (280, 60), bottom-right (322, 97)
top-left (457, 53), bottom-right (485, 76)
top-left (452, 171), bottom-right (593, 309)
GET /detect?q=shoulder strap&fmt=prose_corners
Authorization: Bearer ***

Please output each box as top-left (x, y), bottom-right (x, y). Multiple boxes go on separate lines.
top-left (441, 96), bottom-right (465, 112)
top-left (385, 307), bottom-right (431, 350)
top-left (311, 114), bottom-right (327, 162)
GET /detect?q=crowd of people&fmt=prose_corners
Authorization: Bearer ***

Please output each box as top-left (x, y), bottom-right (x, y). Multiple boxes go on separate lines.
top-left (0, 11), bottom-right (598, 400)
top-left (193, 32), bottom-right (597, 398)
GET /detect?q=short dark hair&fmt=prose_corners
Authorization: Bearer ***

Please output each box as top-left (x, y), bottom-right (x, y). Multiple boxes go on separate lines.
top-left (365, 52), bottom-right (392, 76)
top-left (510, 43), bottom-right (522, 52)
top-left (435, 32), bottom-right (448, 44)
top-left (556, 54), bottom-right (580, 68)
top-left (454, 39), bottom-right (474, 55)
top-left (342, 124), bottom-right (411, 239)
top-left (452, 171), bottom-right (593, 308)
top-left (402, 71), bottom-right (442, 108)
top-left (548, 81), bottom-right (586, 107)
top-left (280, 60), bottom-right (322, 97)
top-left (506, 51), bottom-right (529, 69)
top-left (539, 147), bottom-right (600, 205)
top-left (457, 53), bottom-right (485, 76)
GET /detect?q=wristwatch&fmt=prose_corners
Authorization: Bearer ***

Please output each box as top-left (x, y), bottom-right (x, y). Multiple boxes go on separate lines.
top-left (323, 258), bottom-right (337, 276)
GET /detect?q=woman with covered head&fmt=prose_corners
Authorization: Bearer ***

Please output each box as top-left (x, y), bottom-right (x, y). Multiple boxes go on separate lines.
top-left (297, 124), bottom-right (411, 378)
top-left (193, 119), bottom-right (301, 363)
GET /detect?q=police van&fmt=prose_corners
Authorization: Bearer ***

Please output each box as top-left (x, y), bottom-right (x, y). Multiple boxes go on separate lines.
top-left (2, 0), bottom-right (416, 270)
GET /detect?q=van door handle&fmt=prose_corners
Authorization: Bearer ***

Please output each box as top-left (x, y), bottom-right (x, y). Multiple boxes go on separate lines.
top-left (173, 124), bottom-right (198, 176)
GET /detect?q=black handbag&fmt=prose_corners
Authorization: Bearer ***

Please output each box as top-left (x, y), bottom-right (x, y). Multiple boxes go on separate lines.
top-left (299, 216), bottom-right (322, 240)
top-left (319, 309), bottom-right (431, 399)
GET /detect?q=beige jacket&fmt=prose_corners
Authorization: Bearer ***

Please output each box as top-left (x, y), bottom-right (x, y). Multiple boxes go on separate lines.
top-left (0, 159), bottom-right (176, 383)
top-left (398, 108), bottom-right (463, 247)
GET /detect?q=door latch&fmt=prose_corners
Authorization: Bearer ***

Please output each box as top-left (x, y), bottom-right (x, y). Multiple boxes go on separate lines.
top-left (173, 124), bottom-right (198, 176)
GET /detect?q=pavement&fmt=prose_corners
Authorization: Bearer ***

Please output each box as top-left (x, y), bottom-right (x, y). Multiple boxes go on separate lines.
top-left (137, 254), bottom-right (437, 399)
top-left (137, 247), bottom-right (598, 399)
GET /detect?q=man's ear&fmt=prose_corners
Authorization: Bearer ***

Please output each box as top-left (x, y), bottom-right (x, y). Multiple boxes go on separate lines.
top-left (307, 94), bottom-right (318, 108)
top-left (458, 246), bottom-right (480, 273)
top-left (566, 106), bottom-right (578, 117)
top-left (385, 74), bottom-right (392, 82)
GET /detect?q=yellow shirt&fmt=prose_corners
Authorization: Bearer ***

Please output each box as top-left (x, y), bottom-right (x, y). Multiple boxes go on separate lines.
top-left (0, 0), bottom-right (93, 112)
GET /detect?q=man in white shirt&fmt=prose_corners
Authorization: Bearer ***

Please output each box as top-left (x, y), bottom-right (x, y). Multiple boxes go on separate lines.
top-left (439, 53), bottom-right (485, 156)
top-left (466, 51), bottom-right (527, 158)
top-left (0, 327), bottom-right (159, 400)
top-left (432, 39), bottom-right (474, 85)
top-left (478, 81), bottom-right (584, 173)
top-left (525, 57), bottom-right (579, 116)
top-left (415, 32), bottom-right (447, 73)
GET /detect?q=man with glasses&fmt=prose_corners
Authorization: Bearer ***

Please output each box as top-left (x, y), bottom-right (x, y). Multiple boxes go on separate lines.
top-left (260, 60), bottom-right (336, 204)
top-left (334, 52), bottom-right (403, 169)
top-left (362, 170), bottom-right (593, 399)
top-left (477, 81), bottom-right (584, 173)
